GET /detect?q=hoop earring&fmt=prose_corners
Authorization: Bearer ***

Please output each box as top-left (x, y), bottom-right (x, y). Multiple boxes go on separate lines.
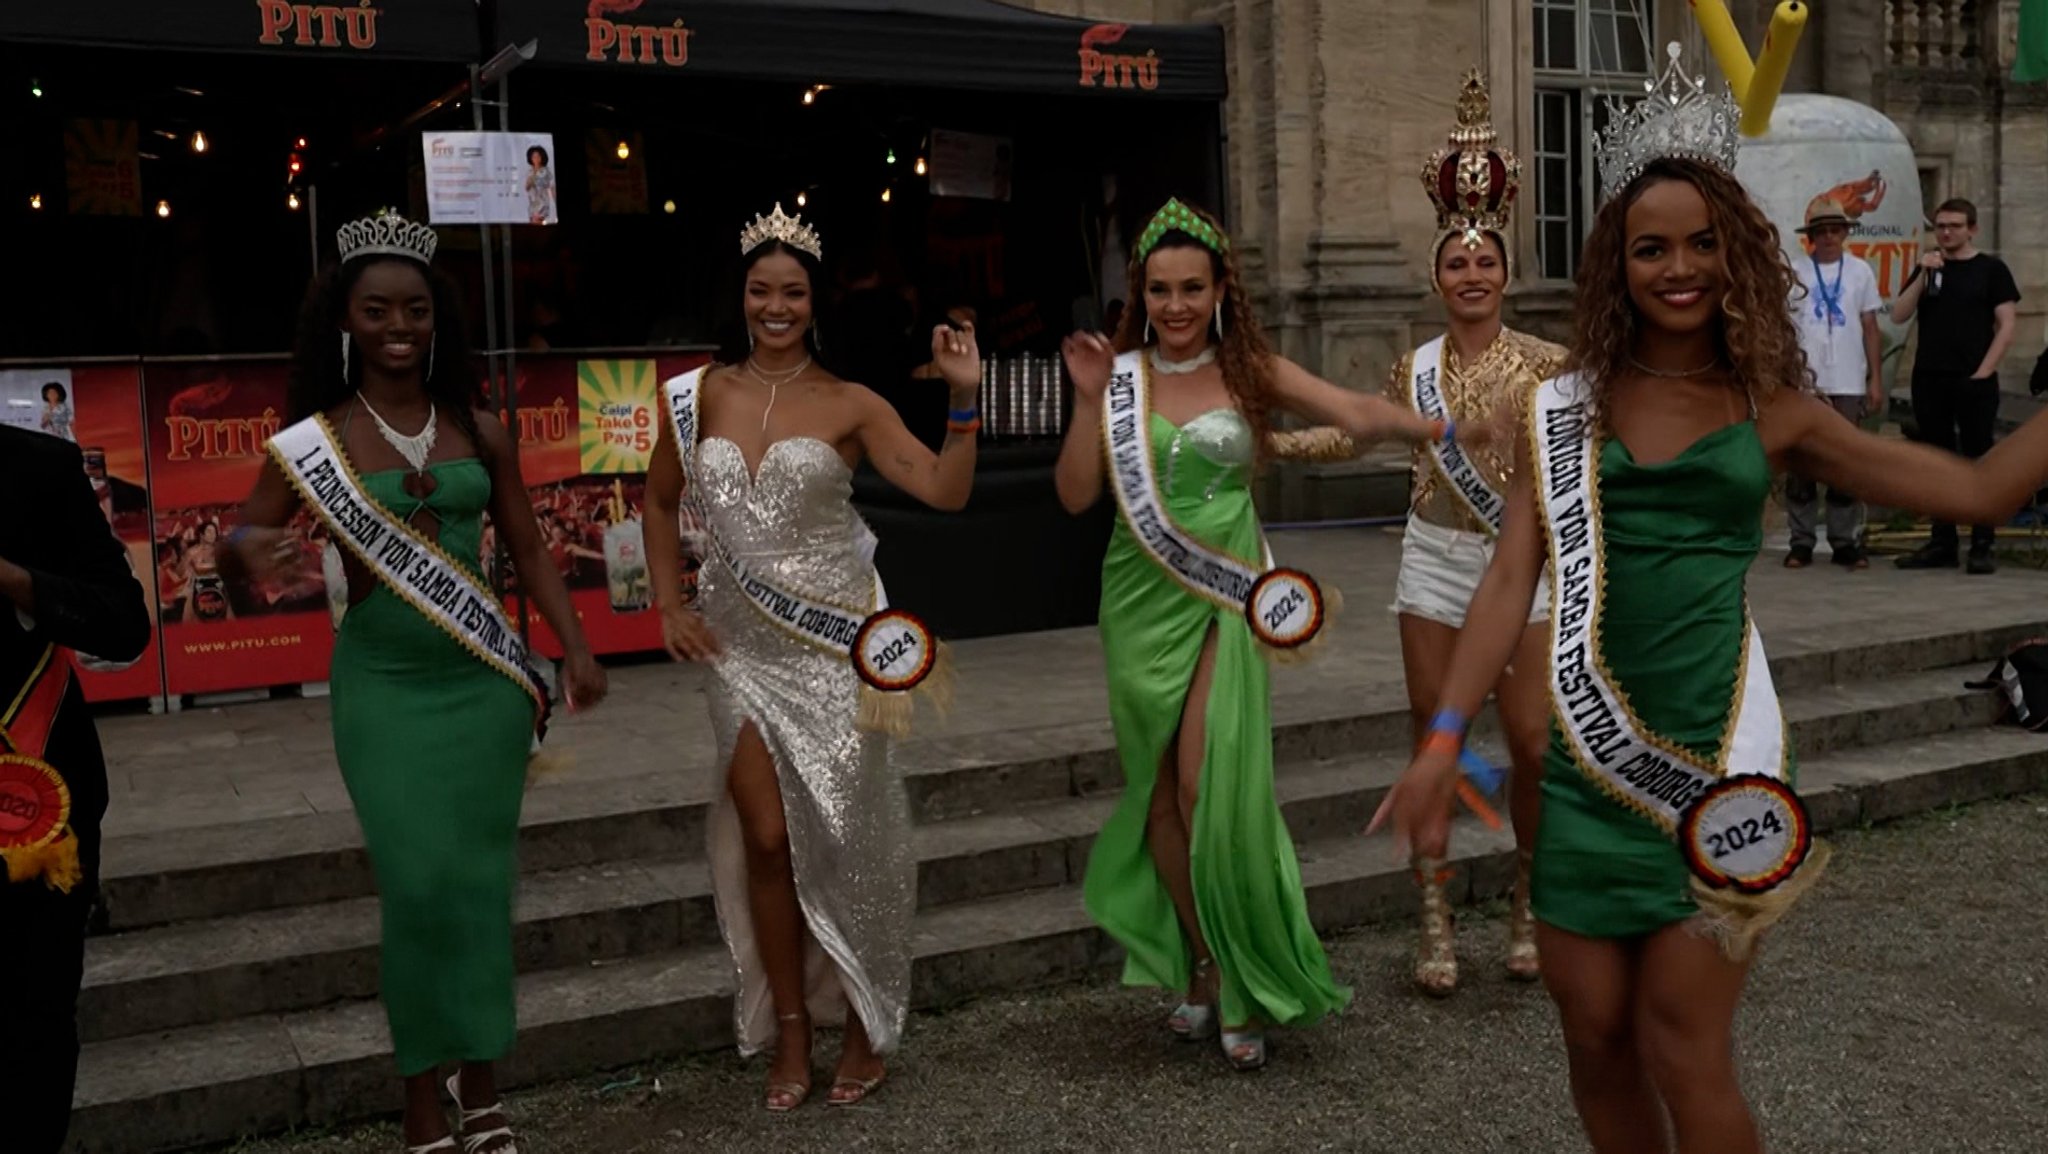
top-left (1213, 301), bottom-right (1225, 336)
top-left (1144, 317), bottom-right (1154, 344)
top-left (809, 322), bottom-right (822, 353)
top-left (340, 332), bottom-right (352, 384)
top-left (747, 328), bottom-right (756, 354)
top-left (425, 336), bottom-right (436, 383)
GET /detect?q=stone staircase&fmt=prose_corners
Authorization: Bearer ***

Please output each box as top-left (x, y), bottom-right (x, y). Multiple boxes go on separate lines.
top-left (66, 614), bottom-right (2048, 1153)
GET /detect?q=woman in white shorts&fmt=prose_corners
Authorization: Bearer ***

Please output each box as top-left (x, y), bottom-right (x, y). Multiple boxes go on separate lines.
top-left (1385, 73), bottom-right (1566, 995)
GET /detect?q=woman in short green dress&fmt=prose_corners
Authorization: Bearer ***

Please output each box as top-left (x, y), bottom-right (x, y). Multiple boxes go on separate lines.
top-left (235, 214), bottom-right (606, 1154)
top-left (1056, 199), bottom-right (1484, 1070)
top-left (1377, 56), bottom-right (2048, 1154)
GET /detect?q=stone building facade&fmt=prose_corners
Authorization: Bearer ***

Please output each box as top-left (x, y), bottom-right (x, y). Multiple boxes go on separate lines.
top-left (1028, 0), bottom-right (2047, 507)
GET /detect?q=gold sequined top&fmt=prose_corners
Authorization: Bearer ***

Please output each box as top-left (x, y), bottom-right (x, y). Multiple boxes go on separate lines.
top-left (1385, 327), bottom-right (1567, 535)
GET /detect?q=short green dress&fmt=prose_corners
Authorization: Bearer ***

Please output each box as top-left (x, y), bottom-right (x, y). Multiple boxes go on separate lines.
top-left (329, 462), bottom-right (537, 1075)
top-left (1082, 408), bottom-right (1350, 1028)
top-left (1532, 422), bottom-right (1790, 938)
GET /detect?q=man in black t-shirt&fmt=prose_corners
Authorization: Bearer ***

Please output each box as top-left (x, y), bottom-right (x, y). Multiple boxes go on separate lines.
top-left (1890, 197), bottom-right (2023, 573)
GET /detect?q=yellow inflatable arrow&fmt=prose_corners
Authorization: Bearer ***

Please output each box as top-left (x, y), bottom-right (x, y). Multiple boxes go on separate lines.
top-left (1689, 0), bottom-right (1808, 136)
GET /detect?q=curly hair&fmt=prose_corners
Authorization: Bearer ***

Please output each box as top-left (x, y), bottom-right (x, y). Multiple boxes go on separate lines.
top-left (1565, 158), bottom-right (1810, 423)
top-left (287, 255), bottom-right (485, 448)
top-left (1113, 201), bottom-right (1278, 458)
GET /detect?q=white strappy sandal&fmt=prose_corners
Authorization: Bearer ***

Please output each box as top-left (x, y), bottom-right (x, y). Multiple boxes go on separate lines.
top-left (444, 1072), bottom-right (517, 1153)
top-left (406, 1139), bottom-right (457, 1154)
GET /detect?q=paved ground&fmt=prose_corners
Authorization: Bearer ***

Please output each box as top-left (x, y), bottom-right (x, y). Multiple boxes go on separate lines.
top-left (96, 523), bottom-right (2048, 841)
top-left (206, 793), bottom-right (2048, 1154)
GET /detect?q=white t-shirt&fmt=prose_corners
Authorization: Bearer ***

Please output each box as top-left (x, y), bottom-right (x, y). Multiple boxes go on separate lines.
top-left (1790, 254), bottom-right (1883, 396)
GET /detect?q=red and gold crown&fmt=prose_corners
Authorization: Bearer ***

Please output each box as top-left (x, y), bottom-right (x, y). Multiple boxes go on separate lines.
top-left (1422, 70), bottom-right (1520, 254)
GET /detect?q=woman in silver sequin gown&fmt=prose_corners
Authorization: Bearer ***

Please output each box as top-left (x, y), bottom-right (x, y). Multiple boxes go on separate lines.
top-left (645, 213), bottom-right (982, 1111)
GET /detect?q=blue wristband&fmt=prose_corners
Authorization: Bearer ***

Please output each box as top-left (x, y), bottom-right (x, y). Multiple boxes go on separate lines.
top-left (1458, 748), bottom-right (1506, 796)
top-left (1427, 708), bottom-right (1468, 737)
top-left (1441, 417), bottom-right (1456, 443)
top-left (226, 524), bottom-right (254, 546)
top-left (948, 408), bottom-right (978, 423)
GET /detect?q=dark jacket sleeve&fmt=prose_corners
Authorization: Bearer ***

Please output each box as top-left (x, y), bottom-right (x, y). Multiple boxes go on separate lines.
top-left (20, 439), bottom-right (151, 663)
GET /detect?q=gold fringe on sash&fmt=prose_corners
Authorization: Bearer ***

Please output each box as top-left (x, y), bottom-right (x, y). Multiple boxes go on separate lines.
top-left (3, 833), bottom-right (81, 893)
top-left (1265, 585), bottom-right (1345, 665)
top-left (1687, 839), bottom-right (1832, 961)
top-left (525, 747), bottom-right (573, 785)
top-left (855, 640), bottom-right (956, 737)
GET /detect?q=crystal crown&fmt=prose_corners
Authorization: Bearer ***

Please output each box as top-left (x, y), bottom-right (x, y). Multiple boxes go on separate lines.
top-left (739, 202), bottom-right (823, 261)
top-left (1593, 42), bottom-right (1742, 206)
top-left (336, 211), bottom-right (438, 265)
top-left (1422, 69), bottom-right (1521, 250)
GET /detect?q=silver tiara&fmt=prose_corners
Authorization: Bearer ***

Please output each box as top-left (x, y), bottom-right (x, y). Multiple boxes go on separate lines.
top-left (738, 203), bottom-right (822, 261)
top-left (1593, 42), bottom-right (1742, 205)
top-left (337, 212), bottom-right (438, 265)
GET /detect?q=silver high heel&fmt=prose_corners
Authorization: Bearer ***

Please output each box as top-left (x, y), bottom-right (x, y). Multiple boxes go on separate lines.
top-left (1168, 956), bottom-right (1218, 1040)
top-left (444, 1072), bottom-right (516, 1154)
top-left (1220, 1026), bottom-right (1267, 1071)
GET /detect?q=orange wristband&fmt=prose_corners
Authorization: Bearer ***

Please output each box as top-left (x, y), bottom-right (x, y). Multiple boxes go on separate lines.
top-left (1420, 729), bottom-right (1461, 758)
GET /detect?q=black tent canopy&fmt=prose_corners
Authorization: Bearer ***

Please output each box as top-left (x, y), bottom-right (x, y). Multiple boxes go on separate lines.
top-left (493, 0), bottom-right (1226, 99)
top-left (0, 0), bottom-right (480, 61)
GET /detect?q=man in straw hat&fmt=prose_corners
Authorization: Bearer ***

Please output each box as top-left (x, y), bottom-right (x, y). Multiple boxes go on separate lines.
top-left (1784, 195), bottom-right (1885, 570)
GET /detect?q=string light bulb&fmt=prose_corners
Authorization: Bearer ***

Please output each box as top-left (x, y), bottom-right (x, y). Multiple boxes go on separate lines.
top-left (295, 137), bottom-right (308, 149)
top-left (663, 199), bottom-right (676, 214)
top-left (191, 131), bottom-right (209, 154)
top-left (916, 156), bottom-right (927, 176)
top-left (30, 79), bottom-right (43, 98)
top-left (287, 192), bottom-right (301, 210)
top-left (881, 188), bottom-right (892, 204)
top-left (886, 149), bottom-right (897, 165)
top-left (28, 193), bottom-right (43, 211)
top-left (156, 200), bottom-right (172, 219)
top-left (802, 88), bottom-right (815, 105)
top-left (796, 191), bottom-right (807, 207)
top-left (615, 139), bottom-right (631, 161)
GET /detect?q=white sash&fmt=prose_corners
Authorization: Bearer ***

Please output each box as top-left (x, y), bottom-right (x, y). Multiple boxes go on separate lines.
top-left (1100, 350), bottom-right (1324, 649)
top-left (661, 369), bottom-right (941, 716)
top-left (1410, 336), bottom-right (1507, 533)
top-left (269, 417), bottom-right (549, 724)
top-left (1531, 374), bottom-right (1787, 834)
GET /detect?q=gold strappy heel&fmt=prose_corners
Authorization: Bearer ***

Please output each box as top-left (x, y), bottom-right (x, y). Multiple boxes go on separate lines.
top-left (765, 1012), bottom-right (812, 1113)
top-left (1505, 849), bottom-right (1541, 982)
top-left (1413, 855), bottom-right (1458, 997)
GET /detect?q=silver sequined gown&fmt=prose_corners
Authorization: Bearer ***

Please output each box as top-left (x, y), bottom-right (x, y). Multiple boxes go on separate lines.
top-left (690, 435), bottom-right (914, 1056)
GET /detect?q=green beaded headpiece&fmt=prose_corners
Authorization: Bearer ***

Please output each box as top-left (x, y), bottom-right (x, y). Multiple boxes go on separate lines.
top-left (1135, 198), bottom-right (1230, 262)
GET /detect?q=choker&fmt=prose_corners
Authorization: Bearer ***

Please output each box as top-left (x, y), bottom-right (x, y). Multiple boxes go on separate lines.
top-left (1151, 347), bottom-right (1218, 375)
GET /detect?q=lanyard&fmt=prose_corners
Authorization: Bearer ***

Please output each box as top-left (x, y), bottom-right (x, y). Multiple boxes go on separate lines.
top-left (1810, 258), bottom-right (1847, 330)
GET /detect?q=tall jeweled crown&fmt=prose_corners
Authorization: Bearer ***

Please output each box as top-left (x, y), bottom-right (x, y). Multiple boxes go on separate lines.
top-left (1593, 41), bottom-right (1742, 205)
top-left (1421, 70), bottom-right (1520, 251)
top-left (336, 211), bottom-right (438, 265)
top-left (738, 203), bottom-right (823, 261)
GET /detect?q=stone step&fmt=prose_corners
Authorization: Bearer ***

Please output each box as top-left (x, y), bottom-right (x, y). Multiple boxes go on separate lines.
top-left (66, 724), bottom-right (2048, 1154)
top-left (76, 663), bottom-right (2001, 1044)
top-left (94, 616), bottom-right (2038, 935)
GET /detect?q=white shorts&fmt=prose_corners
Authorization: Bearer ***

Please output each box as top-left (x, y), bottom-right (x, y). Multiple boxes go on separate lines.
top-left (1391, 517), bottom-right (1550, 629)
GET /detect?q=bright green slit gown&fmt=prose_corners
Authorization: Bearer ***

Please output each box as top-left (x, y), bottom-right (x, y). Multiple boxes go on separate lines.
top-left (1082, 409), bottom-right (1351, 1028)
top-left (329, 461), bottom-right (536, 1075)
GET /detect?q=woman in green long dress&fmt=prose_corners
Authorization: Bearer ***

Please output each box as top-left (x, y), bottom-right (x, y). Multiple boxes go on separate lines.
top-left (1376, 51), bottom-right (2048, 1154)
top-left (235, 214), bottom-right (607, 1154)
top-left (1055, 199), bottom-right (1486, 1070)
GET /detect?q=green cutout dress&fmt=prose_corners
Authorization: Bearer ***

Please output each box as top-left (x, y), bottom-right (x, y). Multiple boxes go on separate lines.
top-left (329, 461), bottom-right (537, 1075)
top-left (1083, 408), bottom-right (1350, 1028)
top-left (1532, 422), bottom-right (1791, 938)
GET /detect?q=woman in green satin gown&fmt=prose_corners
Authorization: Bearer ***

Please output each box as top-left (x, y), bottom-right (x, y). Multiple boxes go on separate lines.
top-left (1377, 153), bottom-right (2048, 1152)
top-left (1054, 199), bottom-right (1482, 1070)
top-left (234, 215), bottom-right (607, 1154)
